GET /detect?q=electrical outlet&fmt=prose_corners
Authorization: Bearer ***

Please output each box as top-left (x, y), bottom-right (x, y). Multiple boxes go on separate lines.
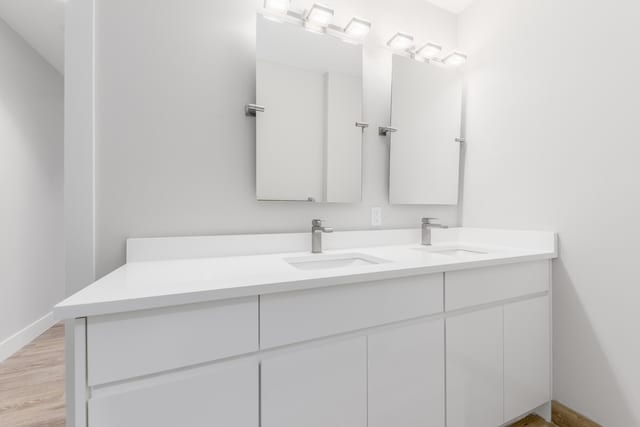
top-left (371, 207), bottom-right (382, 226)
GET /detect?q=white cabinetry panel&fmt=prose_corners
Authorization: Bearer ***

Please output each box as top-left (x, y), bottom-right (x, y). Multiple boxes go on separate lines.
top-left (368, 319), bottom-right (445, 427)
top-left (77, 260), bottom-right (552, 427)
top-left (446, 307), bottom-right (503, 427)
top-left (504, 296), bottom-right (551, 421)
top-left (261, 337), bottom-right (367, 427)
top-left (88, 359), bottom-right (258, 427)
top-left (261, 274), bottom-right (443, 348)
top-left (87, 297), bottom-right (258, 385)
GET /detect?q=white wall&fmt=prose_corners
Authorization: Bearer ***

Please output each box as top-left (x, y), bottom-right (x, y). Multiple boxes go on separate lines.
top-left (0, 17), bottom-right (64, 354)
top-left (93, 0), bottom-right (460, 276)
top-left (459, 0), bottom-right (640, 425)
top-left (65, 0), bottom-right (95, 296)
top-left (0, 0), bottom-right (66, 73)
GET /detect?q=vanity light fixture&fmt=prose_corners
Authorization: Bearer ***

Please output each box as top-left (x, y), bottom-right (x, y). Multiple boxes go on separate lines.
top-left (387, 32), bottom-right (414, 51)
top-left (442, 51), bottom-right (468, 66)
top-left (416, 42), bottom-right (443, 59)
top-left (260, 3), bottom-right (370, 43)
top-left (306, 3), bottom-right (335, 26)
top-left (264, 0), bottom-right (291, 13)
top-left (344, 17), bottom-right (371, 39)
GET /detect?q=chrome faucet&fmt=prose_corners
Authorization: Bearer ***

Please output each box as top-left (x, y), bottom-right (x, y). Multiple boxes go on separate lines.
top-left (421, 218), bottom-right (448, 246)
top-left (312, 219), bottom-right (333, 253)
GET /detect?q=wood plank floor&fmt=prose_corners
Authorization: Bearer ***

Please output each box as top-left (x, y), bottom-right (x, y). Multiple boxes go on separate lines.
top-left (552, 401), bottom-right (602, 427)
top-left (512, 414), bottom-right (556, 427)
top-left (0, 324), bottom-right (557, 427)
top-left (0, 324), bottom-right (65, 427)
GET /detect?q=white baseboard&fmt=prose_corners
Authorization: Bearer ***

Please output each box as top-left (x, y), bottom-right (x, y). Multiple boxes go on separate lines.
top-left (0, 312), bottom-right (57, 363)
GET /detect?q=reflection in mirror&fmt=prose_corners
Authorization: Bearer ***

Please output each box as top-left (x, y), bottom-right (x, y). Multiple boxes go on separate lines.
top-left (256, 15), bottom-right (364, 203)
top-left (389, 55), bottom-right (463, 205)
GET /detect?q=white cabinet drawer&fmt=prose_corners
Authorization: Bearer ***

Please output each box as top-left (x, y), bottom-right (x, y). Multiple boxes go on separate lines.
top-left (260, 274), bottom-right (443, 349)
top-left (87, 297), bottom-right (258, 386)
top-left (445, 261), bottom-right (549, 311)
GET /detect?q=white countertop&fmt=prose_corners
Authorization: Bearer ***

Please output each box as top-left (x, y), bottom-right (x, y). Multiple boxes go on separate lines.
top-left (55, 228), bottom-right (557, 319)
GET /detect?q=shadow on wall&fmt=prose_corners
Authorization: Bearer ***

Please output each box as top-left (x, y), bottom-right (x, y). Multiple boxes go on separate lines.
top-left (0, 16), bottom-right (64, 352)
top-left (552, 258), bottom-right (636, 426)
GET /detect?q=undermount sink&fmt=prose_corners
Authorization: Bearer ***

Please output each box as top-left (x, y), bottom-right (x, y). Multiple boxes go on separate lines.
top-left (285, 253), bottom-right (390, 271)
top-left (414, 246), bottom-right (489, 257)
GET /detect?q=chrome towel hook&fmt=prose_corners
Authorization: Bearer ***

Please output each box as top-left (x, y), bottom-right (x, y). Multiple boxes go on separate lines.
top-left (245, 104), bottom-right (265, 117)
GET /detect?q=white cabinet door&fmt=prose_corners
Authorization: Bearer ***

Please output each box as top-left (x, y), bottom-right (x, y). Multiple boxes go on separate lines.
top-left (446, 307), bottom-right (503, 427)
top-left (504, 296), bottom-right (551, 422)
top-left (88, 358), bottom-right (258, 427)
top-left (368, 319), bottom-right (445, 427)
top-left (261, 337), bottom-right (367, 427)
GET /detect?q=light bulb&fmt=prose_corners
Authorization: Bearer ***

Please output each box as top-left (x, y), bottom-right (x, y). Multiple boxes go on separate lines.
top-left (416, 42), bottom-right (442, 59)
top-left (387, 32), bottom-right (414, 51)
top-left (264, 0), bottom-right (290, 12)
top-left (344, 17), bottom-right (371, 39)
top-left (306, 3), bottom-right (334, 26)
top-left (442, 52), bottom-right (468, 66)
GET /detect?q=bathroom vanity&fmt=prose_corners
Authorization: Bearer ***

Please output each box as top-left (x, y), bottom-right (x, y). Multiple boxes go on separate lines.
top-left (57, 228), bottom-right (556, 427)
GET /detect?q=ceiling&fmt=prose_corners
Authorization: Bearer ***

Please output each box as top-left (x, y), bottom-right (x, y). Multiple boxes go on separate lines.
top-left (0, 0), bottom-right (64, 74)
top-left (426, 0), bottom-right (475, 14)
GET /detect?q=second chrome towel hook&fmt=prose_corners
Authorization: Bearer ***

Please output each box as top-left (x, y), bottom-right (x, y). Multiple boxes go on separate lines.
top-left (378, 126), bottom-right (398, 136)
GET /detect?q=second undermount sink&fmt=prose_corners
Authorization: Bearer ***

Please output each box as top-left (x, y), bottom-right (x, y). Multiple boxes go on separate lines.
top-left (414, 246), bottom-right (489, 257)
top-left (285, 253), bottom-right (390, 271)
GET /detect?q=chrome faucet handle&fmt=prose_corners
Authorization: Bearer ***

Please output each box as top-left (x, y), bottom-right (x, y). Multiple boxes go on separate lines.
top-left (312, 219), bottom-right (333, 232)
top-left (422, 217), bottom-right (439, 224)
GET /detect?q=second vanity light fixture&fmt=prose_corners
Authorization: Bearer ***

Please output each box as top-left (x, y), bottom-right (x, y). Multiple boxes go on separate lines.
top-left (386, 31), bottom-right (467, 67)
top-left (263, 0), bottom-right (372, 43)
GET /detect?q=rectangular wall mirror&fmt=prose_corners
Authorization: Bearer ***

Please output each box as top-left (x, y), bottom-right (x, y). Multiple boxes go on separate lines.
top-left (389, 55), bottom-right (463, 205)
top-left (255, 15), bottom-right (364, 203)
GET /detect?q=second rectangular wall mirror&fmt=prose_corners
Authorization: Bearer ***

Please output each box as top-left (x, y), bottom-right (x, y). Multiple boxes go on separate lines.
top-left (255, 15), bottom-right (364, 203)
top-left (389, 54), bottom-right (463, 205)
